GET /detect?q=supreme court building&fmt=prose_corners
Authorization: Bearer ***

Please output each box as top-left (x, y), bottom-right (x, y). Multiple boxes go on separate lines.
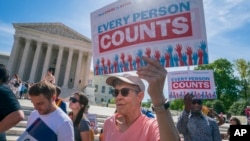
top-left (7, 23), bottom-right (92, 92)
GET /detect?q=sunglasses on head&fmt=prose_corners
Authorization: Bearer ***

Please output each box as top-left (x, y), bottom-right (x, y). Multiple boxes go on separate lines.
top-left (111, 88), bottom-right (139, 97)
top-left (192, 100), bottom-right (202, 105)
top-left (69, 97), bottom-right (79, 103)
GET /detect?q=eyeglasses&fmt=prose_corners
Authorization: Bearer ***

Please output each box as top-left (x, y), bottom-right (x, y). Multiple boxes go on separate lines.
top-left (192, 100), bottom-right (202, 105)
top-left (111, 88), bottom-right (139, 97)
top-left (69, 97), bottom-right (79, 103)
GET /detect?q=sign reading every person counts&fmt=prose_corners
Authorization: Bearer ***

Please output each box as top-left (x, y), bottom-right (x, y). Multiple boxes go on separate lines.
top-left (91, 0), bottom-right (208, 75)
top-left (167, 70), bottom-right (216, 100)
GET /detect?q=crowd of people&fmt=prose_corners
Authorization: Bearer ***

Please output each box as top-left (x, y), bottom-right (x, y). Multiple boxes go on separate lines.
top-left (0, 56), bottom-right (249, 141)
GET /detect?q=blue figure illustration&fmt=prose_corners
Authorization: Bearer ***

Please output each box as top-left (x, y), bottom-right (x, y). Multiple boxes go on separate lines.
top-left (104, 65), bottom-right (108, 74)
top-left (160, 55), bottom-right (165, 67)
top-left (192, 52), bottom-right (198, 65)
top-left (132, 59), bottom-right (137, 70)
top-left (110, 64), bottom-right (114, 73)
top-left (182, 53), bottom-right (187, 66)
top-left (99, 65), bottom-right (103, 75)
top-left (118, 61), bottom-right (123, 72)
top-left (173, 54), bottom-right (179, 67)
top-left (200, 91), bottom-right (204, 99)
top-left (137, 49), bottom-right (144, 66)
top-left (125, 61), bottom-right (129, 71)
top-left (199, 41), bottom-right (208, 64)
top-left (167, 45), bottom-right (174, 67)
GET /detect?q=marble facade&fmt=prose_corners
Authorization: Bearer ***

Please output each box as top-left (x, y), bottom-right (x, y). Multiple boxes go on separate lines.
top-left (7, 23), bottom-right (92, 92)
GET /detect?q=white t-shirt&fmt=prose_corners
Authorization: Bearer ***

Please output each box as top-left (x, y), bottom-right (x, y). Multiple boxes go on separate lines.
top-left (27, 108), bottom-right (74, 141)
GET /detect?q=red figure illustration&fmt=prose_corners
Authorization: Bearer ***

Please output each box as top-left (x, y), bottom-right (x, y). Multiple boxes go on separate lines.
top-left (154, 50), bottom-right (161, 61)
top-left (175, 44), bottom-right (184, 66)
top-left (120, 52), bottom-right (125, 65)
top-left (136, 56), bottom-right (140, 68)
top-left (198, 48), bottom-right (203, 65)
top-left (145, 48), bottom-right (151, 58)
top-left (186, 46), bottom-right (193, 65)
top-left (107, 59), bottom-right (111, 73)
top-left (165, 52), bottom-right (170, 67)
top-left (95, 64), bottom-right (99, 75)
top-left (127, 54), bottom-right (133, 71)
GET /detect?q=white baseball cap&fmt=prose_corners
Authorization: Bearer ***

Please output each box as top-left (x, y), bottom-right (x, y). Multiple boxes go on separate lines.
top-left (106, 74), bottom-right (145, 92)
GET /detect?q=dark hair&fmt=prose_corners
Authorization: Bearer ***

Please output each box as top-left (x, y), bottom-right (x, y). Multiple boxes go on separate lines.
top-left (56, 86), bottom-right (61, 97)
top-left (0, 64), bottom-right (9, 83)
top-left (230, 117), bottom-right (241, 125)
top-left (73, 92), bottom-right (89, 127)
top-left (29, 81), bottom-right (56, 100)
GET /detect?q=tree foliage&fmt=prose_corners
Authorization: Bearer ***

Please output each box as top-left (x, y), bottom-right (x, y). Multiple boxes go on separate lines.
top-left (234, 59), bottom-right (250, 102)
top-left (170, 99), bottom-right (184, 111)
top-left (141, 102), bottom-right (151, 108)
top-left (228, 101), bottom-right (249, 116)
top-left (203, 100), bottom-right (225, 113)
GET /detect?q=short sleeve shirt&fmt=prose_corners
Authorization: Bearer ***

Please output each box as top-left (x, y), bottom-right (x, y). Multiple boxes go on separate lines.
top-left (0, 84), bottom-right (21, 121)
top-left (74, 118), bottom-right (90, 141)
top-left (103, 114), bottom-right (159, 141)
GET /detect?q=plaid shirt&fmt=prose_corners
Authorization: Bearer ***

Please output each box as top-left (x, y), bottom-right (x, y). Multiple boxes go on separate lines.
top-left (177, 110), bottom-right (221, 141)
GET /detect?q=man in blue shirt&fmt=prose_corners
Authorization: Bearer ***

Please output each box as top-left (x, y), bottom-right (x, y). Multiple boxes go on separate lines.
top-left (0, 64), bottom-right (24, 140)
top-left (177, 93), bottom-right (221, 141)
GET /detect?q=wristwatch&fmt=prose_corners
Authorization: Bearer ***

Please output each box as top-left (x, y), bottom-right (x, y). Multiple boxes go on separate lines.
top-left (151, 100), bottom-right (170, 113)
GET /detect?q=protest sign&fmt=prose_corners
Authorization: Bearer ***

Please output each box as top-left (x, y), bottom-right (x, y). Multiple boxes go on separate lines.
top-left (167, 70), bottom-right (216, 100)
top-left (91, 0), bottom-right (208, 75)
top-left (87, 114), bottom-right (98, 130)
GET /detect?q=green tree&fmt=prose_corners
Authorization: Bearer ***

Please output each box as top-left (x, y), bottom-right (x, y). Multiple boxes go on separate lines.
top-left (170, 99), bottom-right (184, 111)
top-left (203, 99), bottom-right (225, 113)
top-left (195, 58), bottom-right (240, 111)
top-left (109, 98), bottom-right (115, 104)
top-left (228, 101), bottom-right (248, 116)
top-left (234, 59), bottom-right (250, 102)
top-left (141, 102), bottom-right (151, 108)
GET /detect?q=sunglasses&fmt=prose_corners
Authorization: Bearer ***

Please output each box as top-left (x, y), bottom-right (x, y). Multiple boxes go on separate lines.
top-left (69, 97), bottom-right (79, 103)
top-left (192, 100), bottom-right (202, 105)
top-left (111, 88), bottom-right (139, 97)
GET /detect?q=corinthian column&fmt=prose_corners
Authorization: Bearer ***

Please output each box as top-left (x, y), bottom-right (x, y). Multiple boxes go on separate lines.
top-left (54, 46), bottom-right (64, 85)
top-left (18, 38), bottom-right (31, 79)
top-left (62, 48), bottom-right (73, 88)
top-left (41, 44), bottom-right (53, 80)
top-left (84, 52), bottom-right (92, 85)
top-left (7, 35), bottom-right (20, 75)
top-left (29, 41), bottom-right (42, 82)
top-left (74, 51), bottom-right (83, 89)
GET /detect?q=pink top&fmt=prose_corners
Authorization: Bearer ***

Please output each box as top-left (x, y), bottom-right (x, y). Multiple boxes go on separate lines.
top-left (103, 114), bottom-right (160, 141)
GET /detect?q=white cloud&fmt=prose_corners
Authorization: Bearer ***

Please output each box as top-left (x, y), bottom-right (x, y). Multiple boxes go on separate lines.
top-left (204, 0), bottom-right (250, 38)
top-left (0, 21), bottom-right (14, 35)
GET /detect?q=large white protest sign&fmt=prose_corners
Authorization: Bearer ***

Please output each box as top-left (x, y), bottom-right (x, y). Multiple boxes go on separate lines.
top-left (91, 0), bottom-right (208, 75)
top-left (167, 70), bottom-right (216, 100)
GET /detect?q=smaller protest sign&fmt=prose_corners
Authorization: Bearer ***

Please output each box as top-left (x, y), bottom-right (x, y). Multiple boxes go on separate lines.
top-left (87, 114), bottom-right (98, 130)
top-left (167, 70), bottom-right (216, 100)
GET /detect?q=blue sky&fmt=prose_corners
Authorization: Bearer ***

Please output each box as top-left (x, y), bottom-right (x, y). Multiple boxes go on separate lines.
top-left (1, 0), bottom-right (250, 101)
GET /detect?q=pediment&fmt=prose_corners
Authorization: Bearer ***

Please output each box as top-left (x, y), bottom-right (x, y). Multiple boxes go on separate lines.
top-left (13, 23), bottom-right (91, 43)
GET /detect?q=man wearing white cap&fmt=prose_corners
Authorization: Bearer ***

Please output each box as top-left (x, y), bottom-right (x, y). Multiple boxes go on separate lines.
top-left (103, 56), bottom-right (180, 141)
